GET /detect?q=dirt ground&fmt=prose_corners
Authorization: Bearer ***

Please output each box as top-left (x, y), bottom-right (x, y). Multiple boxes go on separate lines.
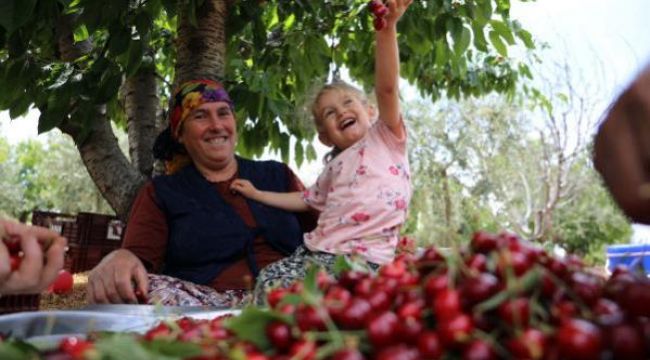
top-left (39, 272), bottom-right (89, 310)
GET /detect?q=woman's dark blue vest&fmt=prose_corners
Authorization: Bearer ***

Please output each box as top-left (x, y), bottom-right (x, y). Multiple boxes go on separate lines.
top-left (151, 158), bottom-right (303, 285)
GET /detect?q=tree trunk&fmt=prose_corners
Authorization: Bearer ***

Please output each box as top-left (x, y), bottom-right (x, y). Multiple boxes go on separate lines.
top-left (124, 67), bottom-right (158, 177)
top-left (60, 106), bottom-right (145, 220)
top-left (175, 0), bottom-right (228, 84)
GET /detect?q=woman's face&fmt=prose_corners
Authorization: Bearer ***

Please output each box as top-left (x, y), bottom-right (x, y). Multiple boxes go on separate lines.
top-left (178, 101), bottom-right (237, 171)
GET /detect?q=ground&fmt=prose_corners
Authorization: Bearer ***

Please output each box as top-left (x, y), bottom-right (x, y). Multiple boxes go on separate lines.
top-left (39, 272), bottom-right (89, 310)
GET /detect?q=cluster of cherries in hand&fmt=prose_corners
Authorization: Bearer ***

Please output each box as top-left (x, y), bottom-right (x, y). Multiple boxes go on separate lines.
top-left (368, 0), bottom-right (388, 31)
top-left (2, 228), bottom-right (73, 294)
top-left (45, 231), bottom-right (650, 359)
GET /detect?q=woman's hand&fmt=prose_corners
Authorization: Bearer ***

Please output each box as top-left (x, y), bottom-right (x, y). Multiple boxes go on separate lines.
top-left (87, 249), bottom-right (149, 304)
top-left (0, 218), bottom-right (67, 295)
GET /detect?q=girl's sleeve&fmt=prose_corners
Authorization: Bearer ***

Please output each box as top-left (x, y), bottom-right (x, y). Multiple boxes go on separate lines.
top-left (302, 171), bottom-right (330, 212)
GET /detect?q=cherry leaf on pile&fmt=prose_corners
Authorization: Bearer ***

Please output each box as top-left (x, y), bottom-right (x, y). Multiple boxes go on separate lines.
top-left (94, 334), bottom-right (158, 360)
top-left (143, 339), bottom-right (203, 358)
top-left (226, 308), bottom-right (289, 350)
top-left (0, 341), bottom-right (35, 360)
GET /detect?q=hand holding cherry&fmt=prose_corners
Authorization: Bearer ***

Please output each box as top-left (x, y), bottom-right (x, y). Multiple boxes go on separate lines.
top-left (0, 218), bottom-right (67, 295)
top-left (368, 0), bottom-right (413, 31)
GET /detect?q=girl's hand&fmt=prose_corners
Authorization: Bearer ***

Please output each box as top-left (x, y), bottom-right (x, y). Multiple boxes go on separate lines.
top-left (383, 0), bottom-right (413, 28)
top-left (0, 219), bottom-right (67, 295)
top-left (230, 179), bottom-right (260, 199)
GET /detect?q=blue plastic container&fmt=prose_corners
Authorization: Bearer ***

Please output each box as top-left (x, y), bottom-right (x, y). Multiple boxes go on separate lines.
top-left (606, 244), bottom-right (650, 274)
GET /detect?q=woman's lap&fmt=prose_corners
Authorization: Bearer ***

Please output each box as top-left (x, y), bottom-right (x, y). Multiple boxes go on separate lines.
top-left (146, 274), bottom-right (250, 307)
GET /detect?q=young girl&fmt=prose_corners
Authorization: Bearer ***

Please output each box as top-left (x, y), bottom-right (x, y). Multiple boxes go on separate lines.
top-left (231, 0), bottom-right (413, 303)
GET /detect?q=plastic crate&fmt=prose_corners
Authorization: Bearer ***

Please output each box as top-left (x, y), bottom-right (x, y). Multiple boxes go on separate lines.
top-left (31, 211), bottom-right (79, 245)
top-left (0, 294), bottom-right (40, 314)
top-left (32, 210), bottom-right (125, 274)
top-left (606, 244), bottom-right (650, 274)
top-left (77, 212), bottom-right (125, 246)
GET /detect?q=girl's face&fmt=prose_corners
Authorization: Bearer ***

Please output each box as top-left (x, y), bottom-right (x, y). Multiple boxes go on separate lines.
top-left (315, 89), bottom-right (375, 150)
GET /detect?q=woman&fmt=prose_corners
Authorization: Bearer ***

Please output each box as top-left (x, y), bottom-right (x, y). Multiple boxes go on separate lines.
top-left (594, 64), bottom-right (650, 224)
top-left (87, 80), bottom-right (317, 306)
top-left (0, 218), bottom-right (67, 295)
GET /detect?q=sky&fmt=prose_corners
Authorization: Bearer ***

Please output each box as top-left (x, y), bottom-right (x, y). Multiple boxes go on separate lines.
top-left (2, 0), bottom-right (650, 240)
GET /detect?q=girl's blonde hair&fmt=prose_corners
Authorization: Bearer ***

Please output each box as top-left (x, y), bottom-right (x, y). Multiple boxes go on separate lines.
top-left (310, 81), bottom-right (370, 163)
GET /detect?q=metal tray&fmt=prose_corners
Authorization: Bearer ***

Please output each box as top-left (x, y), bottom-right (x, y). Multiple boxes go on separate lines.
top-left (0, 305), bottom-right (241, 350)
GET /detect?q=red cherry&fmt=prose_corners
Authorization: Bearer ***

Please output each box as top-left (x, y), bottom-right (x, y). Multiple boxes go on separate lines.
top-left (438, 313), bottom-right (474, 347)
top-left (396, 316), bottom-right (424, 344)
top-left (460, 272), bottom-right (500, 306)
top-left (424, 273), bottom-right (449, 301)
top-left (333, 297), bottom-right (372, 329)
top-left (331, 348), bottom-right (365, 360)
top-left (3, 239), bottom-right (21, 254)
top-left (498, 298), bottom-right (530, 328)
top-left (373, 17), bottom-right (387, 31)
top-left (134, 289), bottom-right (148, 304)
top-left (143, 322), bottom-right (172, 341)
top-left (10, 254), bottom-right (21, 271)
top-left (289, 340), bottom-right (316, 360)
top-left (266, 287), bottom-right (289, 308)
top-left (619, 280), bottom-right (650, 317)
top-left (374, 344), bottom-right (419, 360)
top-left (265, 321), bottom-right (293, 351)
top-left (48, 269), bottom-right (73, 294)
top-left (555, 318), bottom-right (602, 360)
top-left (609, 324), bottom-right (646, 360)
top-left (506, 328), bottom-right (546, 359)
top-left (59, 336), bottom-right (94, 358)
top-left (433, 288), bottom-right (462, 321)
top-left (417, 331), bottom-right (443, 359)
top-left (462, 339), bottom-right (497, 360)
top-left (592, 298), bottom-right (623, 326)
top-left (471, 231), bottom-right (500, 253)
top-left (295, 305), bottom-right (326, 331)
top-left (366, 311), bottom-right (399, 347)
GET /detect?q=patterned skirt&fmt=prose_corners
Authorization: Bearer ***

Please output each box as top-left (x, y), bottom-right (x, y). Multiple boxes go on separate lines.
top-left (251, 245), bottom-right (379, 306)
top-left (146, 274), bottom-right (251, 307)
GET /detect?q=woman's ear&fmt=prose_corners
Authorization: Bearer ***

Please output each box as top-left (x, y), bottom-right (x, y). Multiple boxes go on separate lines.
top-left (318, 131), bottom-right (333, 147)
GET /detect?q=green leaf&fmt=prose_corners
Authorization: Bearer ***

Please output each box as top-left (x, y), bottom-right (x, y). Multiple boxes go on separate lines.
top-left (0, 341), bottom-right (37, 360)
top-left (135, 11), bottom-right (153, 37)
top-left (95, 69), bottom-right (122, 104)
top-left (488, 30), bottom-right (507, 57)
top-left (0, 0), bottom-right (37, 33)
top-left (73, 24), bottom-right (89, 42)
top-left (306, 143), bottom-right (317, 162)
top-left (94, 334), bottom-right (156, 360)
top-left (143, 339), bottom-right (203, 358)
top-left (472, 23), bottom-right (488, 52)
top-left (333, 255), bottom-right (353, 275)
top-left (434, 39), bottom-right (448, 67)
top-left (294, 140), bottom-right (304, 168)
top-left (453, 26), bottom-right (471, 56)
top-left (516, 28), bottom-right (535, 49)
top-left (490, 20), bottom-right (515, 45)
top-left (125, 39), bottom-right (144, 77)
top-left (225, 307), bottom-right (287, 350)
top-left (108, 25), bottom-right (132, 56)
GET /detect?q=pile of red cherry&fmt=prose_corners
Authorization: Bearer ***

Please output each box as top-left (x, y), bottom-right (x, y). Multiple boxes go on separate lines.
top-left (43, 231), bottom-right (650, 359)
top-left (368, 0), bottom-right (388, 31)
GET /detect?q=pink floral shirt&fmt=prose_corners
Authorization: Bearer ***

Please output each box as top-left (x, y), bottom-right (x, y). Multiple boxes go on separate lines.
top-left (302, 120), bottom-right (411, 264)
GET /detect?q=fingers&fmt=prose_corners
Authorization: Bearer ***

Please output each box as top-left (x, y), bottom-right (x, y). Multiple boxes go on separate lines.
top-left (0, 242), bottom-right (11, 285)
top-left (133, 265), bottom-right (150, 299)
top-left (39, 236), bottom-right (67, 290)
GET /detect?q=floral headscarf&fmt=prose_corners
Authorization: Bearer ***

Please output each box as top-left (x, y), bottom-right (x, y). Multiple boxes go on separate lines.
top-left (169, 79), bottom-right (233, 139)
